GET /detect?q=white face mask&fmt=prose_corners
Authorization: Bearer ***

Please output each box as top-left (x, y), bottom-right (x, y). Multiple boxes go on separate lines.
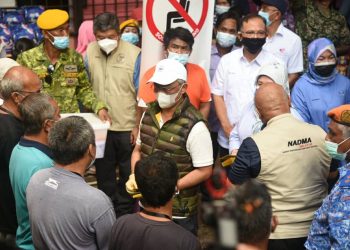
top-left (216, 31), bottom-right (236, 48)
top-left (215, 5), bottom-right (230, 15)
top-left (156, 84), bottom-right (184, 109)
top-left (98, 38), bottom-right (118, 54)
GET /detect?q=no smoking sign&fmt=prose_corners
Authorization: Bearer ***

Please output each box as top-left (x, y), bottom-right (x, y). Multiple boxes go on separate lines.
top-left (146, 0), bottom-right (209, 42)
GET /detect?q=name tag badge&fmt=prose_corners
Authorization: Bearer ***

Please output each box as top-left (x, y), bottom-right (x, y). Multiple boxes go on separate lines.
top-left (64, 65), bottom-right (78, 72)
top-left (66, 78), bottom-right (77, 86)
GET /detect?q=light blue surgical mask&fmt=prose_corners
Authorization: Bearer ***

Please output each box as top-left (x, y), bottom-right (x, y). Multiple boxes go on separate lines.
top-left (216, 31), bottom-right (236, 48)
top-left (215, 5), bottom-right (230, 15)
top-left (167, 51), bottom-right (189, 65)
top-left (121, 32), bottom-right (139, 45)
top-left (258, 10), bottom-right (272, 27)
top-left (48, 32), bottom-right (70, 50)
top-left (325, 137), bottom-right (350, 161)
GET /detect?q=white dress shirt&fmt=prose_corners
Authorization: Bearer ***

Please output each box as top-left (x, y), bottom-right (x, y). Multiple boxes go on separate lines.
top-left (263, 23), bottom-right (303, 74)
top-left (211, 48), bottom-right (281, 149)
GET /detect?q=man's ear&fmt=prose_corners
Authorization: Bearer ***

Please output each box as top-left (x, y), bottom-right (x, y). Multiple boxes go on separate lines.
top-left (43, 119), bottom-right (54, 133)
top-left (11, 92), bottom-right (23, 105)
top-left (237, 31), bottom-right (243, 41)
top-left (288, 96), bottom-right (291, 107)
top-left (181, 83), bottom-right (188, 94)
top-left (88, 144), bottom-right (96, 159)
top-left (271, 215), bottom-right (278, 233)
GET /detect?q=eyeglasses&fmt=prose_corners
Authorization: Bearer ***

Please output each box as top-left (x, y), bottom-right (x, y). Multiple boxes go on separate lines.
top-left (19, 87), bottom-right (43, 95)
top-left (45, 64), bottom-right (55, 85)
top-left (154, 83), bottom-right (180, 93)
top-left (240, 31), bottom-right (266, 38)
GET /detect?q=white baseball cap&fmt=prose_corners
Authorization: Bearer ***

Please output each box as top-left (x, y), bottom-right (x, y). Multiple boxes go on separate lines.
top-left (0, 58), bottom-right (19, 81)
top-left (148, 59), bottom-right (187, 86)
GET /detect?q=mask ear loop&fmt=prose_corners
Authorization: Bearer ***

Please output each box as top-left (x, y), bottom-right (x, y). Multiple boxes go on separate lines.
top-left (338, 136), bottom-right (350, 154)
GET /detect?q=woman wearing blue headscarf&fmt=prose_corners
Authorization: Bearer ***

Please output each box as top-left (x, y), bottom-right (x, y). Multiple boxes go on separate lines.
top-left (292, 38), bottom-right (350, 132)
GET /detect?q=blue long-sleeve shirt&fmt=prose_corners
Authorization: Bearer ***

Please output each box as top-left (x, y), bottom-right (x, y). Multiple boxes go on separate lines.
top-left (305, 164), bottom-right (350, 250)
top-left (291, 73), bottom-right (350, 132)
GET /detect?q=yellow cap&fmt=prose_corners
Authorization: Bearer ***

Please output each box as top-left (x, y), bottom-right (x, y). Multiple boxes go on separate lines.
top-left (37, 9), bottom-right (69, 30)
top-left (119, 19), bottom-right (139, 31)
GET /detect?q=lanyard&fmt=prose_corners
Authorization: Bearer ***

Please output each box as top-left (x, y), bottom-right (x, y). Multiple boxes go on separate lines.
top-left (141, 209), bottom-right (172, 220)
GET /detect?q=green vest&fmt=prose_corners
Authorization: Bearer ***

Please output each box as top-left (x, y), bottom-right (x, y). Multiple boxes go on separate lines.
top-left (140, 95), bottom-right (204, 217)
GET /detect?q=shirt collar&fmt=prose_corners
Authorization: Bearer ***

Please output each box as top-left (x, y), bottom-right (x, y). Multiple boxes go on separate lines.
top-left (267, 113), bottom-right (293, 126)
top-left (275, 23), bottom-right (284, 36)
top-left (37, 42), bottom-right (70, 63)
top-left (19, 137), bottom-right (53, 159)
top-left (240, 48), bottom-right (269, 66)
top-left (211, 44), bottom-right (238, 56)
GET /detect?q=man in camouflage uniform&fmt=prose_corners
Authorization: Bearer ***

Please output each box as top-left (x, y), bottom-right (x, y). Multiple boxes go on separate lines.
top-left (128, 59), bottom-right (213, 235)
top-left (305, 104), bottom-right (350, 249)
top-left (294, 0), bottom-right (350, 71)
top-left (17, 9), bottom-right (110, 119)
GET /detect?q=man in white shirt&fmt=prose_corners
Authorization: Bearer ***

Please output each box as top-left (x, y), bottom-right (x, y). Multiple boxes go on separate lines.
top-left (212, 13), bottom-right (281, 155)
top-left (258, 0), bottom-right (303, 87)
top-left (128, 59), bottom-right (213, 235)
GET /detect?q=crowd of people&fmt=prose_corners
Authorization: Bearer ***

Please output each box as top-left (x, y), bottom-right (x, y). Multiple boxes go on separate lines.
top-left (0, 0), bottom-right (350, 249)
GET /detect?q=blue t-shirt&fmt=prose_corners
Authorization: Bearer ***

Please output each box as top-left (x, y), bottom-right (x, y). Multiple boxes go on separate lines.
top-left (9, 138), bottom-right (53, 250)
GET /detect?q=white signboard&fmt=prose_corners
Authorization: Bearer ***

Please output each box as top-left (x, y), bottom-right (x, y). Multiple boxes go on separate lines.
top-left (140, 0), bottom-right (214, 78)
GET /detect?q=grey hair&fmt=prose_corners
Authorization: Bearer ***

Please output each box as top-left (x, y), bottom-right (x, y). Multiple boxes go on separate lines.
top-left (0, 78), bottom-right (23, 100)
top-left (93, 12), bottom-right (119, 34)
top-left (19, 93), bottom-right (55, 135)
top-left (339, 123), bottom-right (350, 139)
top-left (49, 116), bottom-right (95, 165)
top-left (177, 79), bottom-right (186, 85)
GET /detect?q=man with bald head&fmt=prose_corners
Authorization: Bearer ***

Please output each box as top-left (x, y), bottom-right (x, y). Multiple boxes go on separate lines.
top-left (228, 83), bottom-right (331, 250)
top-left (0, 66), bottom-right (42, 249)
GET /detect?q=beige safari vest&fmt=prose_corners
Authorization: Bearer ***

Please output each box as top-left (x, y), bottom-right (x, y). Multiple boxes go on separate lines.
top-left (87, 40), bottom-right (140, 131)
top-left (251, 113), bottom-right (331, 239)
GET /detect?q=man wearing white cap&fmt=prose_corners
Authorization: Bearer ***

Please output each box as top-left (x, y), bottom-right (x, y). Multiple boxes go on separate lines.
top-left (0, 58), bottom-right (19, 105)
top-left (128, 59), bottom-right (213, 235)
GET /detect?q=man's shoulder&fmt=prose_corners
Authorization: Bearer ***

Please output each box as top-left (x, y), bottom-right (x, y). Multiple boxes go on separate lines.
top-left (29, 167), bottom-right (52, 183)
top-left (18, 44), bottom-right (44, 63)
top-left (187, 62), bottom-right (205, 73)
top-left (259, 49), bottom-right (283, 64)
top-left (339, 168), bottom-right (350, 189)
top-left (279, 25), bottom-right (302, 42)
top-left (221, 48), bottom-right (242, 62)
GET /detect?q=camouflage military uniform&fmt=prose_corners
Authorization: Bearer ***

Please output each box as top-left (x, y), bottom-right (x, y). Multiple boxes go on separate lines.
top-left (294, 0), bottom-right (350, 70)
top-left (17, 43), bottom-right (106, 113)
top-left (305, 164), bottom-right (350, 250)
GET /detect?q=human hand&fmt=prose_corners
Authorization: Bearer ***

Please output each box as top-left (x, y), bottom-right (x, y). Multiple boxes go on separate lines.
top-left (97, 108), bottom-right (112, 124)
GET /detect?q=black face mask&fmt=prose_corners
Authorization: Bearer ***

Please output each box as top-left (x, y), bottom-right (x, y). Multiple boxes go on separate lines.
top-left (314, 63), bottom-right (336, 77)
top-left (242, 37), bottom-right (266, 54)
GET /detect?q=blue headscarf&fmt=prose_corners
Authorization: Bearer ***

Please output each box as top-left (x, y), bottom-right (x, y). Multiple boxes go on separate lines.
top-left (306, 38), bottom-right (337, 84)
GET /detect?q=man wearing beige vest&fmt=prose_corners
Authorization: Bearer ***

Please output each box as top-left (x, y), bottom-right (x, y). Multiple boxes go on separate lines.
top-left (86, 12), bottom-right (141, 217)
top-left (228, 83), bottom-right (331, 250)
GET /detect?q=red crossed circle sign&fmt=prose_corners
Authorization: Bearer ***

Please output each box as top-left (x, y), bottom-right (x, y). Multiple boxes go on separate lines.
top-left (146, 0), bottom-right (209, 42)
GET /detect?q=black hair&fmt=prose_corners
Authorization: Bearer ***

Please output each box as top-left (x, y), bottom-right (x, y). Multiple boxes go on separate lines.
top-left (135, 151), bottom-right (179, 207)
top-left (215, 11), bottom-right (240, 30)
top-left (49, 116), bottom-right (95, 165)
top-left (12, 38), bottom-right (35, 60)
top-left (240, 13), bottom-right (266, 30)
top-left (93, 12), bottom-right (119, 34)
top-left (233, 179), bottom-right (272, 244)
top-left (163, 27), bottom-right (194, 51)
